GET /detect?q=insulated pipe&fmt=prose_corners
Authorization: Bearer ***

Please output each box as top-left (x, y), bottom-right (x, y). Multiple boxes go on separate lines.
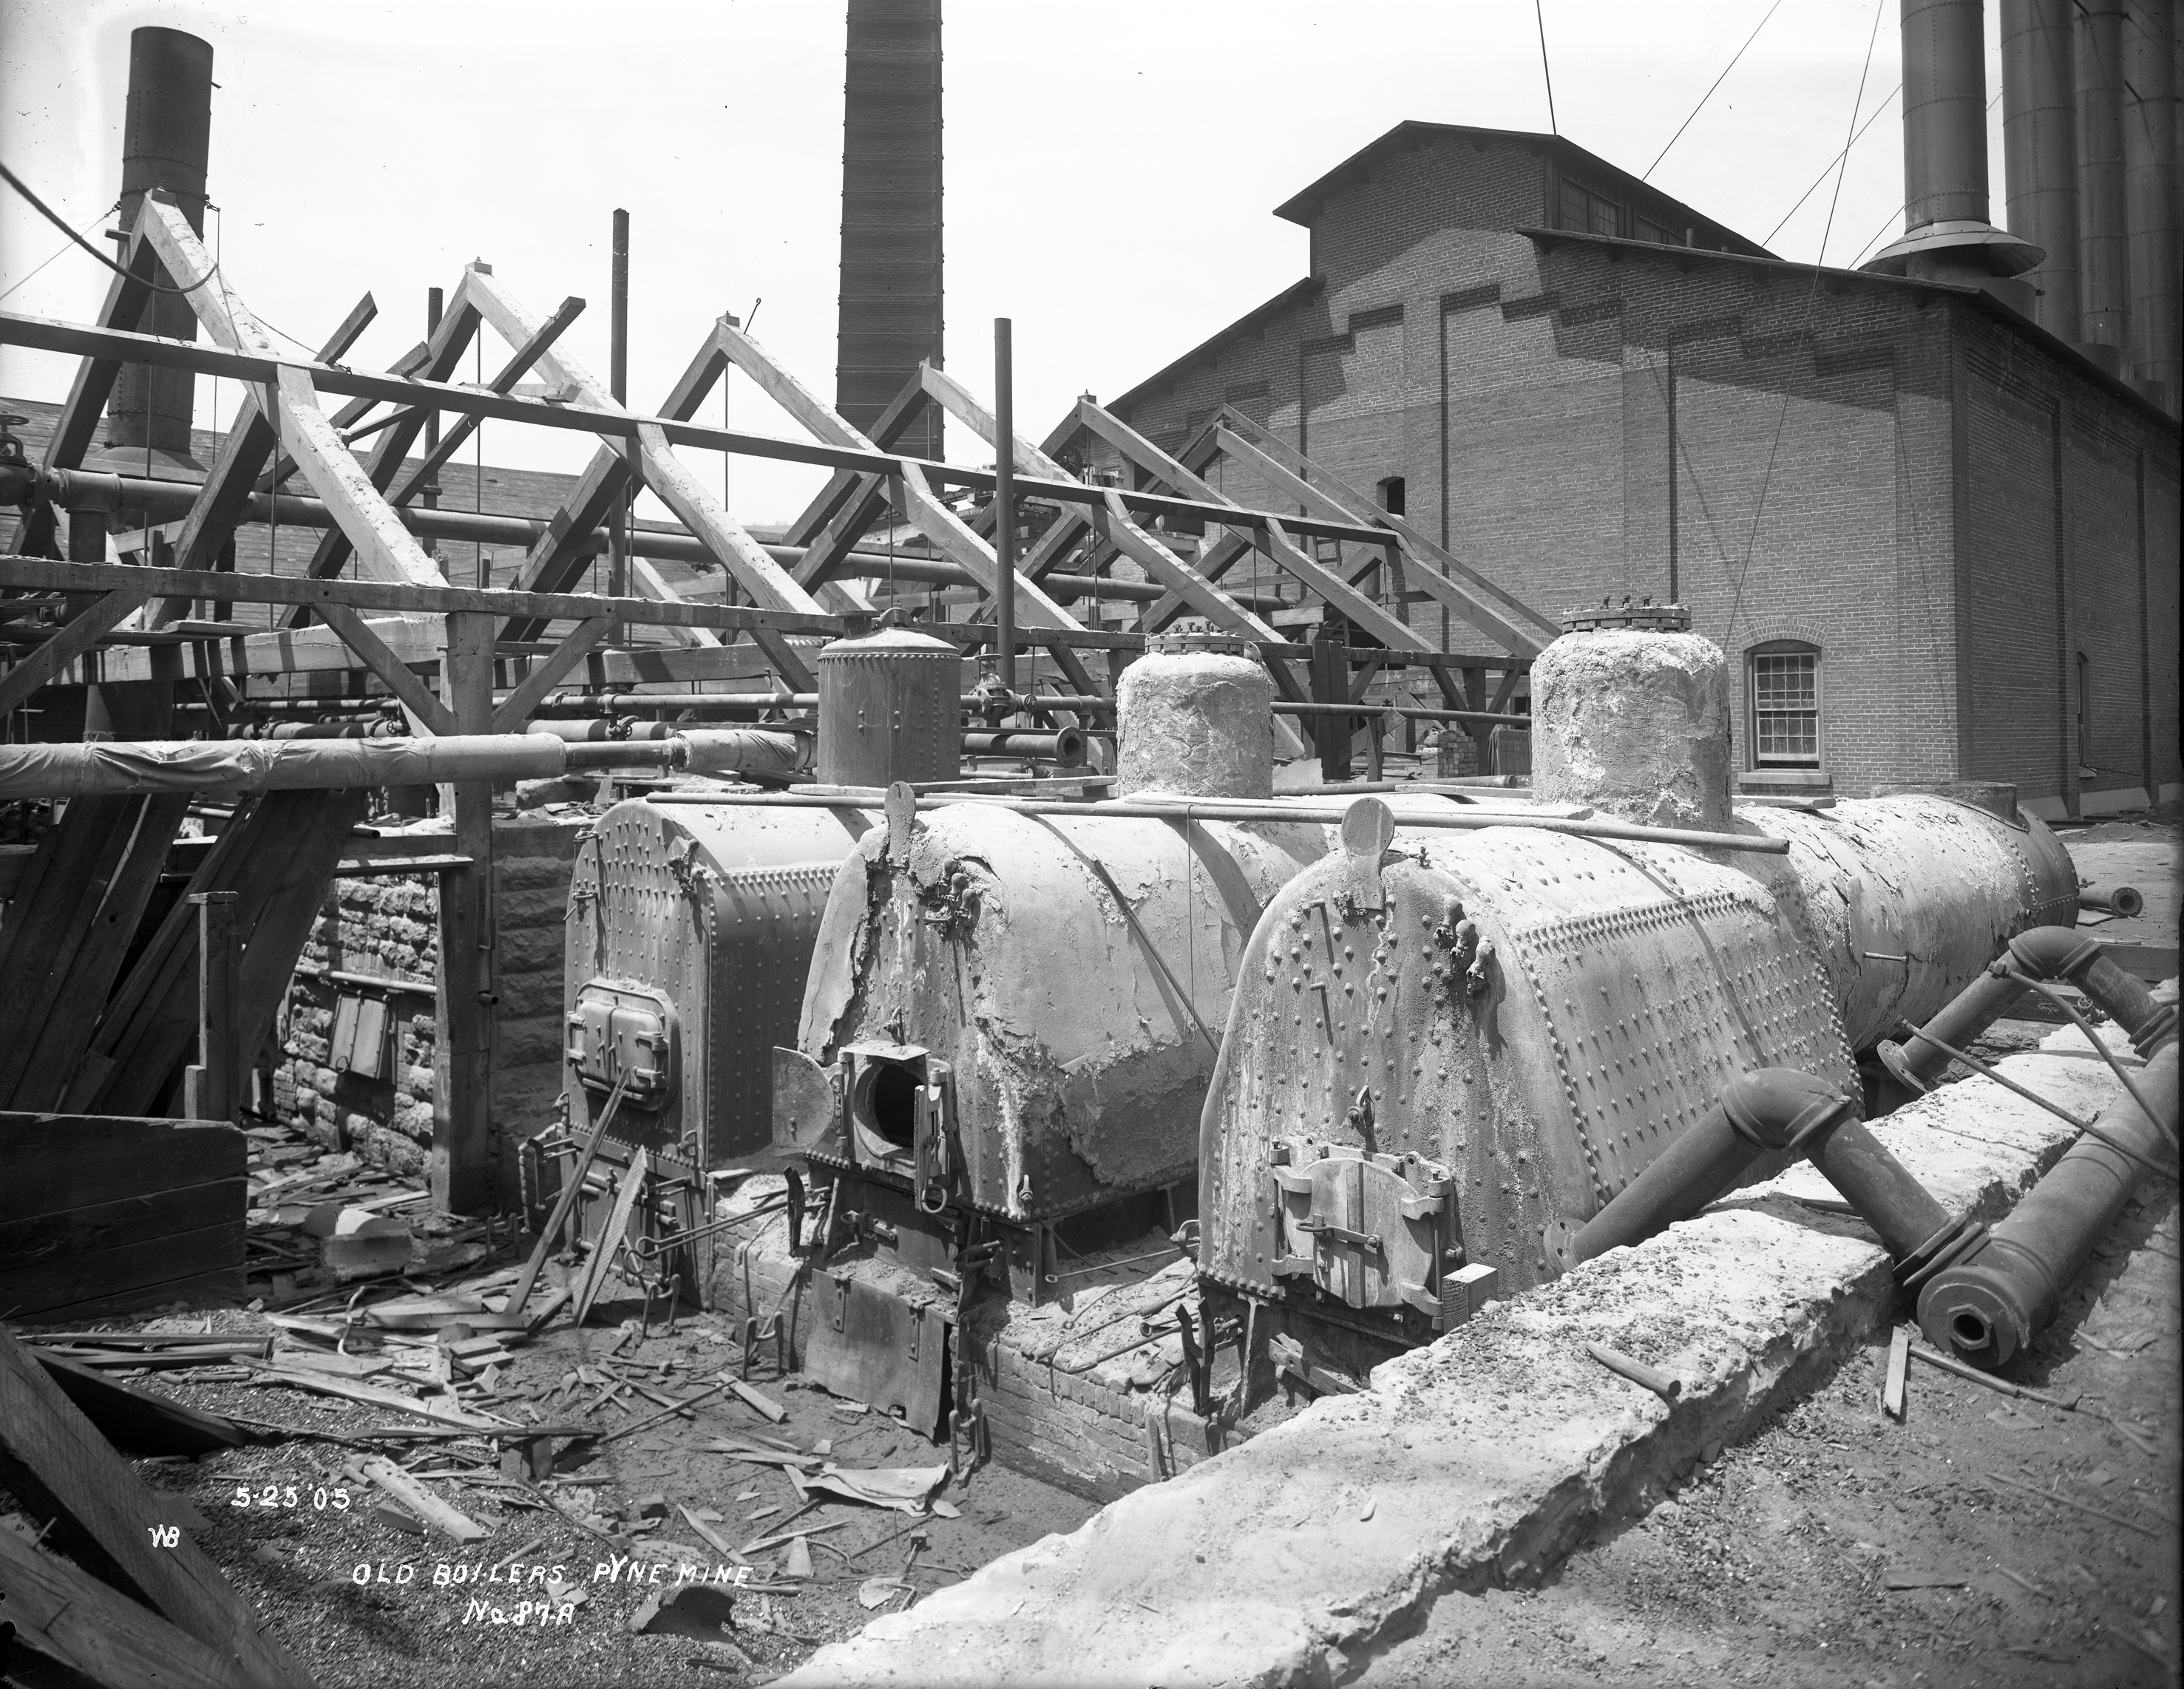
top-left (1917, 1036), bottom-right (2177, 1367)
top-left (0, 729), bottom-right (804, 799)
top-left (1878, 925), bottom-right (2174, 1095)
top-left (2001, 0), bottom-right (2082, 339)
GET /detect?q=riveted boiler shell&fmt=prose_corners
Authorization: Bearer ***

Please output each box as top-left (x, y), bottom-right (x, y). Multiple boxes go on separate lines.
top-left (1199, 825), bottom-right (1856, 1297)
top-left (796, 802), bottom-right (1338, 1220)
top-left (1723, 795), bottom-right (2080, 1052)
top-left (566, 796), bottom-right (874, 1165)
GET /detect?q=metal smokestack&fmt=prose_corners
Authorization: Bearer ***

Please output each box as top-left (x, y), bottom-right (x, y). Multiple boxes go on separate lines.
top-left (2075, 0), bottom-right (2129, 371)
top-left (2122, 0), bottom-right (2179, 412)
top-left (834, 0), bottom-right (943, 460)
top-left (2000, 0), bottom-right (2080, 341)
top-left (103, 27), bottom-right (212, 474)
top-left (1868, 0), bottom-right (2041, 296)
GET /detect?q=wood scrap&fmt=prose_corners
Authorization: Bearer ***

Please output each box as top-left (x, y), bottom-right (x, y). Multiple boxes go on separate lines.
top-left (28, 1340), bottom-right (272, 1369)
top-left (32, 1349), bottom-right (258, 1457)
top-left (0, 1518), bottom-right (243, 1689)
top-left (244, 1359), bottom-right (516, 1429)
top-left (728, 1379), bottom-right (787, 1422)
top-left (507, 1078), bottom-right (627, 1314)
top-left (677, 1503), bottom-right (751, 1565)
top-left (572, 1146), bottom-right (652, 1325)
top-left (361, 1456), bottom-right (490, 1543)
top-left (0, 1322), bottom-right (314, 1686)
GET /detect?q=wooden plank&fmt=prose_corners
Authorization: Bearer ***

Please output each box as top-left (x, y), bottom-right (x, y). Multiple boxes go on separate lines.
top-left (135, 203), bottom-right (446, 598)
top-left (1210, 424), bottom-right (1544, 656)
top-left (433, 612), bottom-right (495, 1214)
top-left (490, 614), bottom-right (613, 732)
top-left (0, 1116), bottom-right (243, 1214)
top-left (0, 797), bottom-right (138, 1098)
top-left (0, 1218), bottom-right (243, 1324)
top-left (0, 554), bottom-right (841, 636)
top-left (0, 1515), bottom-right (247, 1689)
top-left (572, 1146), bottom-right (651, 1325)
top-left (1215, 406), bottom-right (1561, 642)
top-left (1074, 401), bottom-right (1432, 653)
top-left (232, 789), bottom-right (371, 1075)
top-left (312, 602), bottom-right (458, 733)
top-left (387, 293), bottom-right (585, 509)
top-left (7, 794), bottom-right (191, 1111)
top-left (0, 584), bottom-right (151, 716)
top-left (0, 1321), bottom-right (313, 1686)
top-left (0, 310), bottom-right (1397, 545)
top-left (361, 1455), bottom-right (490, 1543)
top-left (0, 1177), bottom-right (240, 1262)
top-left (1883, 1325), bottom-right (1910, 1420)
top-left (288, 278), bottom-right (481, 599)
top-left (149, 290), bottom-right (377, 625)
top-left (918, 361), bottom-right (1076, 480)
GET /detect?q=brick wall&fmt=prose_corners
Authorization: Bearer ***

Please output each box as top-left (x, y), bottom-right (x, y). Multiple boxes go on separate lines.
top-left (1085, 135), bottom-right (2181, 811)
top-left (274, 814), bottom-right (586, 1207)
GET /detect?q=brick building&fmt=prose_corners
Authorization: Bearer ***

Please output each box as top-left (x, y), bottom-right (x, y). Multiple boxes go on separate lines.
top-left (1067, 122), bottom-right (2182, 818)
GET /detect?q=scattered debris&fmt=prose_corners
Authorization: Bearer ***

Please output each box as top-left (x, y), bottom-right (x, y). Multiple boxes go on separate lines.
top-left (1882, 1326), bottom-right (1910, 1421)
top-left (360, 1455), bottom-right (489, 1543)
top-left (1584, 1341), bottom-right (1682, 1402)
top-left (629, 1580), bottom-right (739, 1640)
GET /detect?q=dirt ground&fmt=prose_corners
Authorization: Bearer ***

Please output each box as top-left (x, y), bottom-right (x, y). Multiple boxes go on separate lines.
top-left (6, 1282), bottom-right (1100, 1688)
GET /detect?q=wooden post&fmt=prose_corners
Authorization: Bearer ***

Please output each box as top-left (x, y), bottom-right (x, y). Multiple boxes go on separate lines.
top-left (1309, 622), bottom-right (1351, 781)
top-left (433, 611), bottom-right (495, 1212)
top-left (183, 891), bottom-right (237, 1122)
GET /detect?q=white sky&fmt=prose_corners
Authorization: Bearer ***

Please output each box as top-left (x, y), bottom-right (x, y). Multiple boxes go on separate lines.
top-left (1, 0), bottom-right (2012, 526)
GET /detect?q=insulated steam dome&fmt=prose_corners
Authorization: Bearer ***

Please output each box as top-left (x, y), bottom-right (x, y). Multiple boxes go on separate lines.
top-left (1116, 631), bottom-right (1275, 798)
top-left (815, 622), bottom-right (961, 788)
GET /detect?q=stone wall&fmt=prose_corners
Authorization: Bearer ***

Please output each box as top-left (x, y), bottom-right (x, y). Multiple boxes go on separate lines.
top-left (271, 813), bottom-right (587, 1208)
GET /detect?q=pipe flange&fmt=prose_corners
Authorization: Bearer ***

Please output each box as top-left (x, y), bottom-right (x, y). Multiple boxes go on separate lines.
top-left (1721, 1068), bottom-right (1853, 1152)
top-left (1896, 1213), bottom-right (1987, 1297)
top-left (1874, 1039), bottom-right (1931, 1098)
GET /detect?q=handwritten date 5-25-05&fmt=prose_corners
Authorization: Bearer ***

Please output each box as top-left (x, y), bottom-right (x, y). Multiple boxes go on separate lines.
top-left (232, 1485), bottom-right (352, 1510)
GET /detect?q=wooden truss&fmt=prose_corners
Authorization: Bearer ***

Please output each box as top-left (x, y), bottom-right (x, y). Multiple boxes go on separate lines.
top-left (0, 194), bottom-right (1553, 1209)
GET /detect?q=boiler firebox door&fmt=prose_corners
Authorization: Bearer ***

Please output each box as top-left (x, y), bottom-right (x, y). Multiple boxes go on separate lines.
top-left (567, 980), bottom-right (678, 1107)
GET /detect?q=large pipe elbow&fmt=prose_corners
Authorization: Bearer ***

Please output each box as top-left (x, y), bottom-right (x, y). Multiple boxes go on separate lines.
top-left (1573, 1069), bottom-right (1854, 1262)
top-left (2007, 925), bottom-right (2106, 980)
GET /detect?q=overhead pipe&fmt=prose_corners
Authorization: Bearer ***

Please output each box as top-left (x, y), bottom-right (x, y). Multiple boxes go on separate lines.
top-left (0, 730), bottom-right (805, 801)
top-left (960, 728), bottom-right (1085, 764)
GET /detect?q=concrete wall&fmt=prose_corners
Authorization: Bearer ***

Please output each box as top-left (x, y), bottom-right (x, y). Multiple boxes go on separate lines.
top-left (273, 814), bottom-right (586, 1208)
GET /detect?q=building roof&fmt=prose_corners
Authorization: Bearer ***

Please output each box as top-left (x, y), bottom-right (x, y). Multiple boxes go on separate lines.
top-left (1522, 227), bottom-right (2184, 435)
top-left (1270, 120), bottom-right (1773, 259)
top-left (1105, 275), bottom-right (1323, 424)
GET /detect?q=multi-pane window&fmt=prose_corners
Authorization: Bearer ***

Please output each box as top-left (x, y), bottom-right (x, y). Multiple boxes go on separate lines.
top-left (1751, 646), bottom-right (1821, 767)
top-left (1559, 178), bottom-right (1621, 237)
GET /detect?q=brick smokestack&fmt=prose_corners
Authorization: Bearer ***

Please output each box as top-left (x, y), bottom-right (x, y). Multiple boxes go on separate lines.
top-left (835, 0), bottom-right (943, 461)
top-left (104, 27), bottom-right (213, 472)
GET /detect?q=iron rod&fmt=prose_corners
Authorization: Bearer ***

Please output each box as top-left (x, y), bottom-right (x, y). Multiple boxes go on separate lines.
top-left (994, 317), bottom-right (1016, 690)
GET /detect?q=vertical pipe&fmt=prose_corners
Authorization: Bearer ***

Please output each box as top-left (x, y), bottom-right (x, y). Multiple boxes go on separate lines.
top-left (609, 208), bottom-right (631, 599)
top-left (106, 28), bottom-right (213, 469)
top-left (2122, 0), bottom-right (2180, 408)
top-left (422, 288), bottom-right (443, 511)
top-left (2001, 0), bottom-right (2082, 341)
top-left (993, 316), bottom-right (1017, 691)
top-left (2078, 0), bottom-right (2132, 363)
top-left (1902, 0), bottom-right (1993, 230)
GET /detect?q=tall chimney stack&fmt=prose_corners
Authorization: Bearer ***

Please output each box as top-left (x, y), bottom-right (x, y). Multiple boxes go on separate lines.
top-left (2121, 0), bottom-right (2179, 413)
top-left (2075, 0), bottom-right (2131, 373)
top-left (835, 0), bottom-right (943, 461)
top-left (1867, 0), bottom-right (2042, 302)
top-left (101, 27), bottom-right (213, 475)
top-left (2000, 0), bottom-right (2080, 341)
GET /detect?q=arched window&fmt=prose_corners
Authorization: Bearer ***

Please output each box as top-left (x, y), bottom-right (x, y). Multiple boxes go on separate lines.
top-left (1749, 642), bottom-right (1822, 769)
